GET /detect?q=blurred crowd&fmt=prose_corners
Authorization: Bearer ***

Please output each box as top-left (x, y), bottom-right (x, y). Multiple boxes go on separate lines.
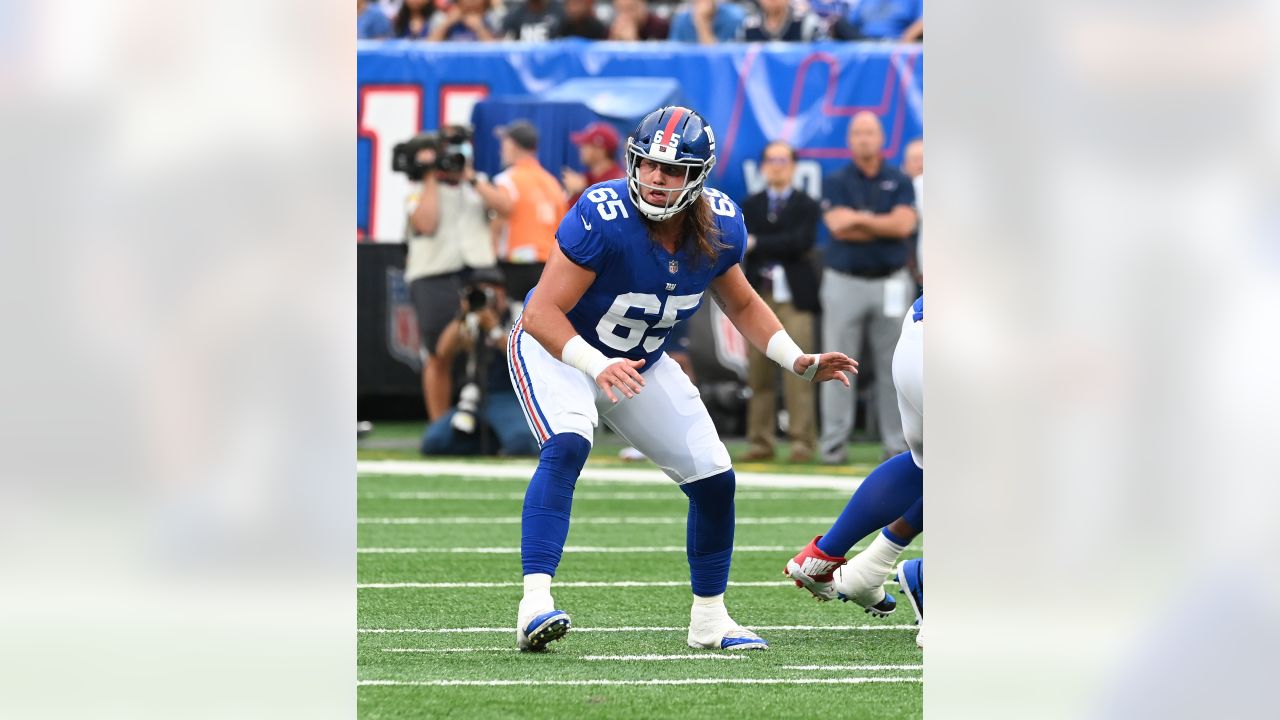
top-left (359, 0), bottom-right (923, 43)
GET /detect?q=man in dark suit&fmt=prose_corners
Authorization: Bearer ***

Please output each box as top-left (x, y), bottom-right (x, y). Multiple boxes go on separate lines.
top-left (739, 141), bottom-right (822, 463)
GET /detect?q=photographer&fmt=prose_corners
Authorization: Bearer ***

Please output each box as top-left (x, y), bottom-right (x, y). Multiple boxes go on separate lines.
top-left (420, 267), bottom-right (539, 457)
top-left (397, 126), bottom-right (499, 421)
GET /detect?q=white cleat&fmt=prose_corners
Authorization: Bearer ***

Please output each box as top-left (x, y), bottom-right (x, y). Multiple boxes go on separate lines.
top-left (687, 624), bottom-right (769, 651)
top-left (516, 608), bottom-right (571, 652)
top-left (832, 562), bottom-right (897, 616)
top-left (687, 604), bottom-right (768, 651)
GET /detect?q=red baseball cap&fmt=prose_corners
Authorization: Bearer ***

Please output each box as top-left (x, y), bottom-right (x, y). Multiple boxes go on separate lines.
top-left (570, 122), bottom-right (620, 155)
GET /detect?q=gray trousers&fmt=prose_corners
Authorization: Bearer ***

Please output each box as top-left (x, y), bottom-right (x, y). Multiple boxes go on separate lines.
top-left (819, 267), bottom-right (913, 461)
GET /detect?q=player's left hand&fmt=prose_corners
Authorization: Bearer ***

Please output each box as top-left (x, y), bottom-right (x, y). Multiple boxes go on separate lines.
top-left (794, 352), bottom-right (858, 386)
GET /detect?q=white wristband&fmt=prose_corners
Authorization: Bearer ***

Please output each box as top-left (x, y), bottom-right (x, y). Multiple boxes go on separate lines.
top-left (561, 336), bottom-right (623, 379)
top-left (766, 330), bottom-right (819, 381)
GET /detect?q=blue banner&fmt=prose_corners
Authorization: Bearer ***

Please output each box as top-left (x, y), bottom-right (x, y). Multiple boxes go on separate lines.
top-left (358, 39), bottom-right (923, 242)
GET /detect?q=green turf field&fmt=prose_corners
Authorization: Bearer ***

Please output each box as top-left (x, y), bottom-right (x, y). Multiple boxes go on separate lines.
top-left (358, 426), bottom-right (921, 719)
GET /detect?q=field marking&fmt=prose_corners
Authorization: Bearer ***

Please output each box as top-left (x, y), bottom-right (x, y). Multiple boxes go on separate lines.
top-left (579, 654), bottom-right (746, 661)
top-left (364, 580), bottom-right (784, 588)
top-left (358, 579), bottom-right (897, 588)
top-left (783, 664), bottom-right (923, 671)
top-left (358, 460), bottom-right (864, 491)
top-left (359, 677), bottom-right (921, 687)
top-left (382, 647), bottom-right (509, 653)
top-left (358, 516), bottom-right (830, 526)
top-left (362, 490), bottom-right (846, 501)
top-left (359, 545), bottom-right (796, 554)
top-left (359, 625), bottom-right (918, 634)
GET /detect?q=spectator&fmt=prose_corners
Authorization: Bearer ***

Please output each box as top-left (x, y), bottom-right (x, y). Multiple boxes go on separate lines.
top-left (901, 137), bottom-right (923, 179)
top-left (901, 137), bottom-right (924, 286)
top-left (848, 0), bottom-right (923, 42)
top-left (403, 127), bottom-right (500, 421)
top-left (427, 0), bottom-right (498, 41)
top-left (502, 0), bottom-right (565, 41)
top-left (808, 0), bottom-right (861, 40)
top-left (671, 0), bottom-right (745, 44)
top-left (739, 0), bottom-right (823, 42)
top-left (420, 267), bottom-right (539, 457)
top-left (739, 141), bottom-right (821, 463)
top-left (818, 111), bottom-right (918, 463)
top-left (561, 121), bottom-right (624, 206)
top-left (552, 0), bottom-right (608, 40)
top-left (393, 0), bottom-right (435, 38)
top-left (472, 120), bottom-right (567, 302)
top-left (609, 0), bottom-right (671, 41)
top-left (359, 0), bottom-right (394, 39)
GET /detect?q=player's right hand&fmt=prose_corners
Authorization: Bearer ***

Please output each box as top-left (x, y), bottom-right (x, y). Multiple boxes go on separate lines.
top-left (596, 359), bottom-right (646, 403)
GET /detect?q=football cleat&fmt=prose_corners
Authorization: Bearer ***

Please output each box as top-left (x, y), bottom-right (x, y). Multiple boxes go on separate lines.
top-left (516, 609), bottom-right (571, 652)
top-left (687, 625), bottom-right (768, 651)
top-left (896, 558), bottom-right (923, 624)
top-left (784, 536), bottom-right (847, 601)
top-left (833, 563), bottom-right (897, 616)
top-left (687, 603), bottom-right (768, 651)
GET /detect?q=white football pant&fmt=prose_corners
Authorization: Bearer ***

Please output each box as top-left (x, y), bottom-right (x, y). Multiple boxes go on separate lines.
top-left (892, 310), bottom-right (923, 468)
top-left (508, 319), bottom-right (733, 484)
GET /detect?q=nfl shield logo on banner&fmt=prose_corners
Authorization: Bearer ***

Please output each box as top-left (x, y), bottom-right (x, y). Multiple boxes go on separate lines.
top-left (668, 259), bottom-right (679, 274)
top-left (386, 268), bottom-right (422, 371)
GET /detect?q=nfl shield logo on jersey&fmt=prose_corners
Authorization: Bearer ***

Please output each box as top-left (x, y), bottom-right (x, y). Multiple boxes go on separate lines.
top-left (668, 259), bottom-right (679, 274)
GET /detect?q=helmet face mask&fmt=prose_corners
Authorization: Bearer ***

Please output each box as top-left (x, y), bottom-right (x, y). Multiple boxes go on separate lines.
top-left (625, 107), bottom-right (717, 222)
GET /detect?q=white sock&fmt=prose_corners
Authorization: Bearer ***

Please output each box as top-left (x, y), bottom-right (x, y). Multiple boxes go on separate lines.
top-left (692, 593), bottom-right (725, 609)
top-left (858, 533), bottom-right (907, 576)
top-left (520, 573), bottom-right (554, 614)
top-left (690, 594), bottom-right (730, 628)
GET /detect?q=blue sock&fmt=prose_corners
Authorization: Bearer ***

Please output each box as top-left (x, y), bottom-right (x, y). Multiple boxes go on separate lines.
top-left (816, 452), bottom-right (923, 557)
top-left (520, 433), bottom-right (591, 576)
top-left (883, 496), bottom-right (923, 546)
top-left (679, 469), bottom-right (736, 597)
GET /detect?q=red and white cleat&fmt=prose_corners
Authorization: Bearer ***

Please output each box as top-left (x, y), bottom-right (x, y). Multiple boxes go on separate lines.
top-left (784, 536), bottom-right (847, 601)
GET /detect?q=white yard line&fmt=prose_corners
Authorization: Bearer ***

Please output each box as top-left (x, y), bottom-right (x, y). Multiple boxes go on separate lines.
top-left (382, 647), bottom-right (509, 653)
top-left (358, 545), bottom-right (796, 554)
top-left (362, 580), bottom-right (782, 588)
top-left (358, 460), bottom-right (864, 491)
top-left (361, 491), bottom-right (846, 501)
top-left (359, 625), bottom-right (918, 634)
top-left (579, 654), bottom-right (746, 661)
top-left (783, 664), bottom-right (923, 671)
top-left (359, 677), bottom-right (921, 687)
top-left (357, 579), bottom-right (898, 588)
top-left (358, 516), bottom-right (830, 525)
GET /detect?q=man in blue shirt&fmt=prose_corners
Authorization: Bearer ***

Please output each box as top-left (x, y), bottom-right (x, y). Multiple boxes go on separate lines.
top-left (671, 0), bottom-right (746, 43)
top-left (849, 0), bottom-right (923, 41)
top-left (819, 111), bottom-right (918, 464)
top-left (357, 0), bottom-right (393, 39)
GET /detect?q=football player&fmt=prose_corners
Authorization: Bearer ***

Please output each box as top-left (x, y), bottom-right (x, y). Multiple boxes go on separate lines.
top-left (508, 106), bottom-right (858, 652)
top-left (786, 295), bottom-right (923, 643)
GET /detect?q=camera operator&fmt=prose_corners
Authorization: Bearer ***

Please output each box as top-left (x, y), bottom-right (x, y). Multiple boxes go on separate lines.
top-left (419, 267), bottom-right (539, 457)
top-left (397, 126), bottom-right (499, 421)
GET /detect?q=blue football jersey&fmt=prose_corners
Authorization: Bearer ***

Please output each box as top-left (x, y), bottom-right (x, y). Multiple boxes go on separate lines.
top-left (535, 178), bottom-right (747, 372)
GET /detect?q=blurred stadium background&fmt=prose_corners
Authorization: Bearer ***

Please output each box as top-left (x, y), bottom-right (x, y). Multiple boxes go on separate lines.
top-left (356, 5), bottom-right (923, 442)
top-left (357, 3), bottom-right (925, 716)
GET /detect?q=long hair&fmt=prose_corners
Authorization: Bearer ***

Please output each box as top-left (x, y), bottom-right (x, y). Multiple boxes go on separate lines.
top-left (645, 194), bottom-right (727, 266)
top-left (394, 0), bottom-right (434, 38)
